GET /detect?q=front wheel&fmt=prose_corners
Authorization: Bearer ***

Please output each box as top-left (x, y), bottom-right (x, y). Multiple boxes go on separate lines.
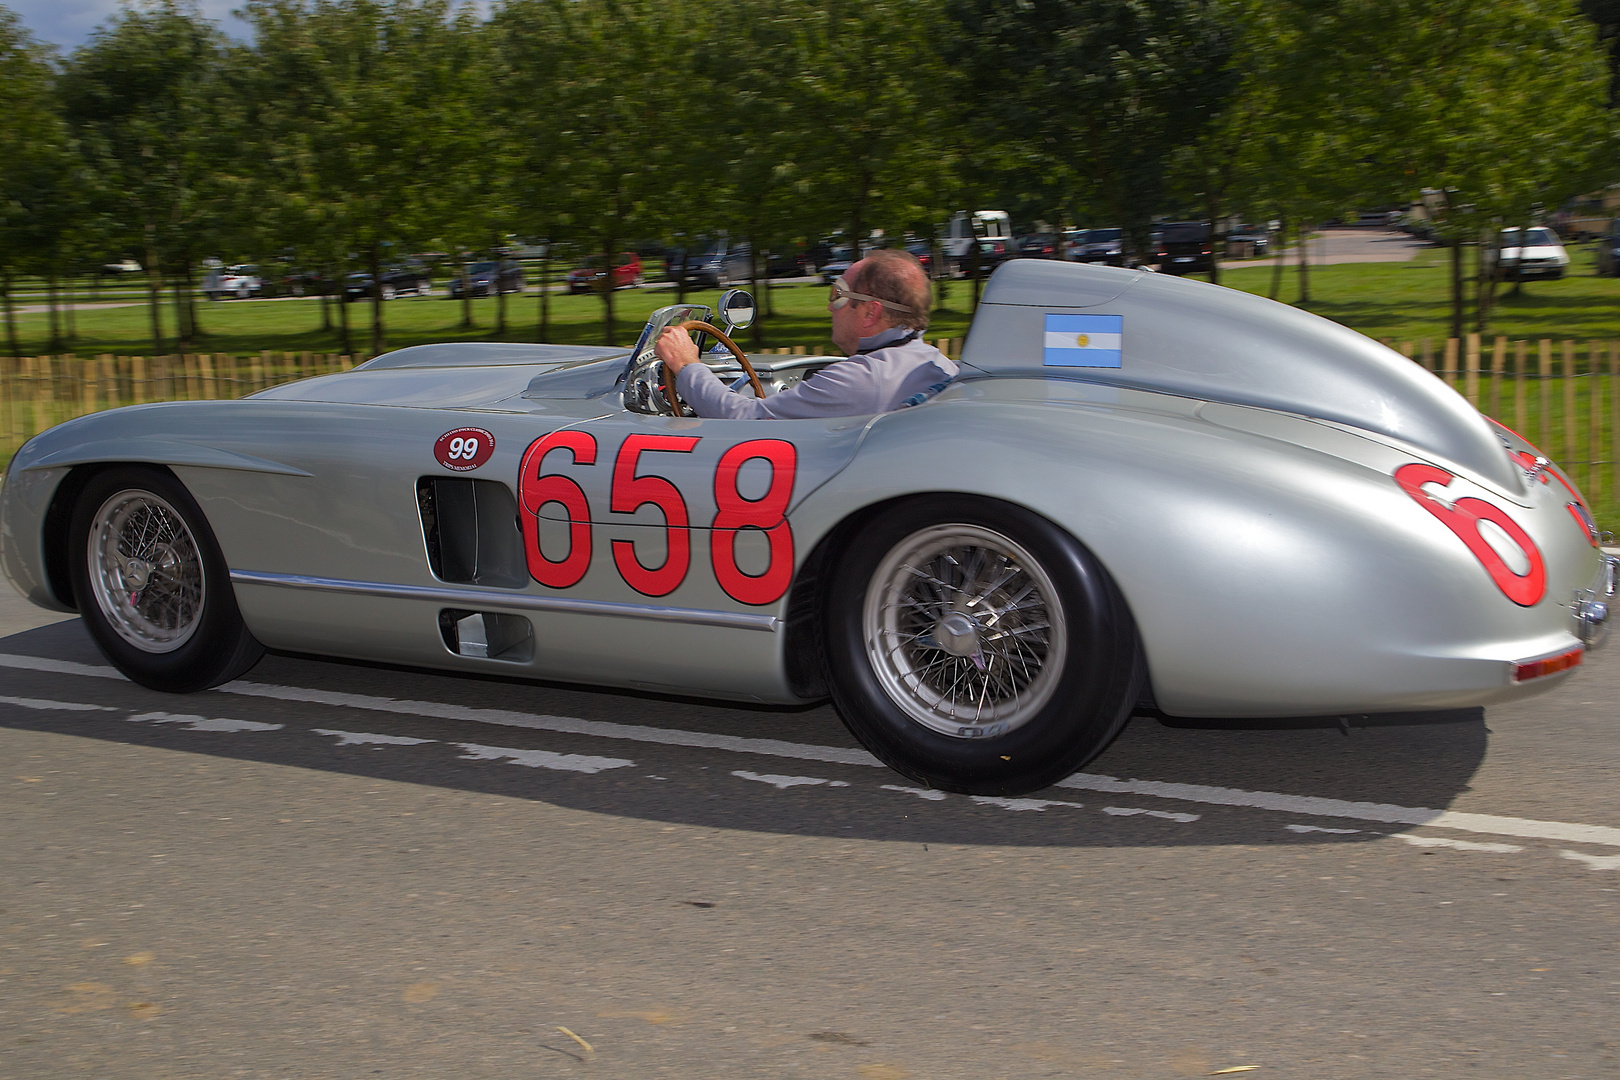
top-left (69, 466), bottom-right (264, 693)
top-left (824, 496), bottom-right (1142, 795)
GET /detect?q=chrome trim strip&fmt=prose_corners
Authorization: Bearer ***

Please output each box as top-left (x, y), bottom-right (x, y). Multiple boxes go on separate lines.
top-left (229, 569), bottom-right (781, 632)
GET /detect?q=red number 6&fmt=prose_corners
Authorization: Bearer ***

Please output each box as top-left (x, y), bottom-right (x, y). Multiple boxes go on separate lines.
top-left (712, 439), bottom-right (797, 605)
top-left (1395, 462), bottom-right (1545, 606)
top-left (519, 430), bottom-right (598, 588)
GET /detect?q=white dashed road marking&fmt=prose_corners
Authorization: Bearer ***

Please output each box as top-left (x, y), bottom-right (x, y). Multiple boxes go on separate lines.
top-left (1560, 850), bottom-right (1620, 871)
top-left (313, 729), bottom-right (436, 747)
top-left (0, 694), bottom-right (117, 712)
top-left (1102, 806), bottom-right (1200, 823)
top-left (1, 652), bottom-right (1618, 850)
top-left (127, 711), bottom-right (282, 733)
top-left (1392, 834), bottom-right (1523, 854)
top-left (1286, 824), bottom-right (1362, 835)
top-left (881, 785), bottom-right (947, 801)
top-left (732, 771), bottom-right (850, 790)
top-left (970, 797), bottom-right (1086, 813)
top-left (452, 743), bottom-right (634, 774)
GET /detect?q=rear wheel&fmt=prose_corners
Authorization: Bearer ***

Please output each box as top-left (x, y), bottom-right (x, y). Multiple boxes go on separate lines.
top-left (825, 496), bottom-right (1141, 795)
top-left (69, 467), bottom-right (264, 693)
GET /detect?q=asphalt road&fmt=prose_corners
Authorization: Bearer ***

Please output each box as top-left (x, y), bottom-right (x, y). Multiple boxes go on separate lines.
top-left (1, 593), bottom-right (1616, 1079)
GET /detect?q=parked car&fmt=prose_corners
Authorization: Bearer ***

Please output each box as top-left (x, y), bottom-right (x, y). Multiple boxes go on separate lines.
top-left (1595, 221), bottom-right (1620, 276)
top-left (1155, 222), bottom-right (1213, 274)
top-left (1072, 227), bottom-right (1124, 265)
top-left (904, 241), bottom-right (935, 276)
top-left (564, 253), bottom-right (640, 294)
top-left (449, 259), bottom-right (525, 299)
top-left (1486, 227), bottom-right (1569, 281)
top-left (343, 260), bottom-right (433, 302)
top-left (1014, 233), bottom-right (1060, 259)
top-left (202, 264), bottom-right (262, 300)
top-left (1227, 224), bottom-right (1271, 258)
top-left (7, 263), bottom-right (1610, 799)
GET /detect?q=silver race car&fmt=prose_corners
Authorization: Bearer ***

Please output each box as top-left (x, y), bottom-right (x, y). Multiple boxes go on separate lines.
top-left (3, 261), bottom-right (1613, 795)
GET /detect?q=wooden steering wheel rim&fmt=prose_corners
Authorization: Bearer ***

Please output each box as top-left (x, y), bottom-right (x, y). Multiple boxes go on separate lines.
top-left (661, 321), bottom-right (765, 417)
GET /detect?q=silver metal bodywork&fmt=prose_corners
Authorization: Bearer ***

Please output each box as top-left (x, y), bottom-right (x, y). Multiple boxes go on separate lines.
top-left (3, 261), bottom-right (1609, 715)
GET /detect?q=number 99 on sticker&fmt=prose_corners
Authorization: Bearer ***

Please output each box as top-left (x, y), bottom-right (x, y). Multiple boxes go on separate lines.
top-left (434, 427), bottom-right (496, 472)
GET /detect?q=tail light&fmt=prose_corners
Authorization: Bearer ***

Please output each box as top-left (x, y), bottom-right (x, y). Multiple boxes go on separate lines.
top-left (1511, 647), bottom-right (1583, 682)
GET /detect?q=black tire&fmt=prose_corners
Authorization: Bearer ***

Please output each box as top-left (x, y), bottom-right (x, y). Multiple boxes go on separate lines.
top-left (825, 496), bottom-right (1142, 796)
top-left (68, 466), bottom-right (264, 693)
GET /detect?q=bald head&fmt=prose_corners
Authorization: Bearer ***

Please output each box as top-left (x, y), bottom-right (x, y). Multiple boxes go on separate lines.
top-left (850, 249), bottom-right (931, 331)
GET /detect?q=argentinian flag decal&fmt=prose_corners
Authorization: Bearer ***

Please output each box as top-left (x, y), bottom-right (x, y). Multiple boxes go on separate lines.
top-left (1043, 313), bottom-right (1123, 368)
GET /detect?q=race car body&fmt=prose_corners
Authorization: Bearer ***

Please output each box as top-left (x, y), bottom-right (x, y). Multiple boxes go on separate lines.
top-left (3, 261), bottom-right (1611, 794)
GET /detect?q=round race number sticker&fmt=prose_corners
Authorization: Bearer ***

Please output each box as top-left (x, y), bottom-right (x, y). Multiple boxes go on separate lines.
top-left (434, 427), bottom-right (495, 472)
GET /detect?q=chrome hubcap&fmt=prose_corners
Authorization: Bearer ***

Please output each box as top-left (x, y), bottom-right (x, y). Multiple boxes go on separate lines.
top-left (88, 490), bottom-right (205, 653)
top-left (863, 524), bottom-right (1065, 740)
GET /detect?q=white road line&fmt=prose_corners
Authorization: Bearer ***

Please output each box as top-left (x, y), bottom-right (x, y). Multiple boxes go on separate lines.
top-left (732, 771), bottom-right (849, 790)
top-left (1286, 824), bottom-right (1361, 835)
top-left (127, 711), bottom-right (282, 733)
top-left (3, 651), bottom-right (1619, 849)
top-left (312, 730), bottom-right (437, 747)
top-left (452, 743), bottom-right (633, 774)
top-left (0, 694), bottom-right (116, 712)
top-left (1057, 772), bottom-right (1620, 849)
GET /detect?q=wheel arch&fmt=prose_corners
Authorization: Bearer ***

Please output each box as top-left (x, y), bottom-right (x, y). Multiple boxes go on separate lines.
top-left (41, 462), bottom-right (187, 611)
top-left (781, 490), bottom-right (1152, 704)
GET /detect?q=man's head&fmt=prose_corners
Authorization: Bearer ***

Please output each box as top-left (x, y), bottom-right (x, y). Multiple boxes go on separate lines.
top-left (829, 248), bottom-right (931, 354)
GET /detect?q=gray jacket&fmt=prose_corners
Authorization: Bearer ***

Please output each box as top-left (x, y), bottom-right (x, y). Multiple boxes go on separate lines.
top-left (676, 327), bottom-right (958, 419)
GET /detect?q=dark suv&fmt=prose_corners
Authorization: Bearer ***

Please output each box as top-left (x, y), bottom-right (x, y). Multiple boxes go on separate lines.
top-left (1155, 222), bottom-right (1213, 275)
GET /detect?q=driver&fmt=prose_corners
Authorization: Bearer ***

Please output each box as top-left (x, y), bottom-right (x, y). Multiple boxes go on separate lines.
top-left (653, 249), bottom-right (957, 419)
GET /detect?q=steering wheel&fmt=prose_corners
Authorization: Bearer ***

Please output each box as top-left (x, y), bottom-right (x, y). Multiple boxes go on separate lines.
top-left (661, 321), bottom-right (766, 417)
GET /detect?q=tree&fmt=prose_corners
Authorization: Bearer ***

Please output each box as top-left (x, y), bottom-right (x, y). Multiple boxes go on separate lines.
top-left (60, 1), bottom-right (229, 354)
top-left (0, 9), bottom-right (67, 356)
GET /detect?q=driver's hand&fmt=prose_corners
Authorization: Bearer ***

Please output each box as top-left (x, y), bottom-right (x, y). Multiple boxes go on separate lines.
top-left (654, 326), bottom-right (700, 375)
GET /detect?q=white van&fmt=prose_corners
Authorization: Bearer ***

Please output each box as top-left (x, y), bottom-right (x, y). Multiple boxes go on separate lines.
top-left (942, 210), bottom-right (1012, 274)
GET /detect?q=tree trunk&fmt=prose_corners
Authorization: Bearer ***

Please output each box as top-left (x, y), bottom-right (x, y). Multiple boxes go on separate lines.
top-left (1268, 216), bottom-right (1286, 300)
top-left (144, 231), bottom-right (165, 356)
top-left (1, 267), bottom-right (20, 358)
top-left (1449, 238), bottom-right (1465, 342)
top-left (184, 259), bottom-right (199, 340)
top-left (459, 257), bottom-right (474, 329)
top-left (63, 271), bottom-right (76, 343)
top-left (368, 244), bottom-right (386, 357)
top-left (1206, 196), bottom-right (1222, 287)
top-left (46, 270), bottom-right (62, 351)
top-left (172, 271), bottom-right (192, 349)
top-left (600, 235), bottom-right (617, 346)
top-left (747, 234), bottom-right (763, 350)
top-left (1296, 222), bottom-right (1310, 305)
top-left (494, 236), bottom-right (507, 336)
top-left (333, 260), bottom-right (352, 357)
top-left (538, 246), bottom-right (551, 342)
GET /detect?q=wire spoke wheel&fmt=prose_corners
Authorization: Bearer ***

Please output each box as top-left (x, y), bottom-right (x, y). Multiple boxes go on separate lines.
top-left (87, 489), bottom-right (206, 654)
top-left (863, 523), bottom-right (1066, 740)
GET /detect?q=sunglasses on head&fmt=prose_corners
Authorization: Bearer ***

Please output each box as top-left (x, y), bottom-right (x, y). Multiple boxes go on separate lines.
top-left (828, 276), bottom-right (914, 314)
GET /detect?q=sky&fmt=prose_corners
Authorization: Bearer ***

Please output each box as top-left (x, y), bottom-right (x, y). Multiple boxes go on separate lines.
top-left (9, 0), bottom-right (252, 51)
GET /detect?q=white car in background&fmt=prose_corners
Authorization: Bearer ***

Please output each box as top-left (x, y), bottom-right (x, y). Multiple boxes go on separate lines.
top-left (203, 264), bottom-right (263, 300)
top-left (1488, 227), bottom-right (1569, 281)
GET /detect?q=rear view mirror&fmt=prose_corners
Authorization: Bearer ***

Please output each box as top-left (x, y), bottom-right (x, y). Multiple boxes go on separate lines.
top-left (718, 289), bottom-right (755, 332)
